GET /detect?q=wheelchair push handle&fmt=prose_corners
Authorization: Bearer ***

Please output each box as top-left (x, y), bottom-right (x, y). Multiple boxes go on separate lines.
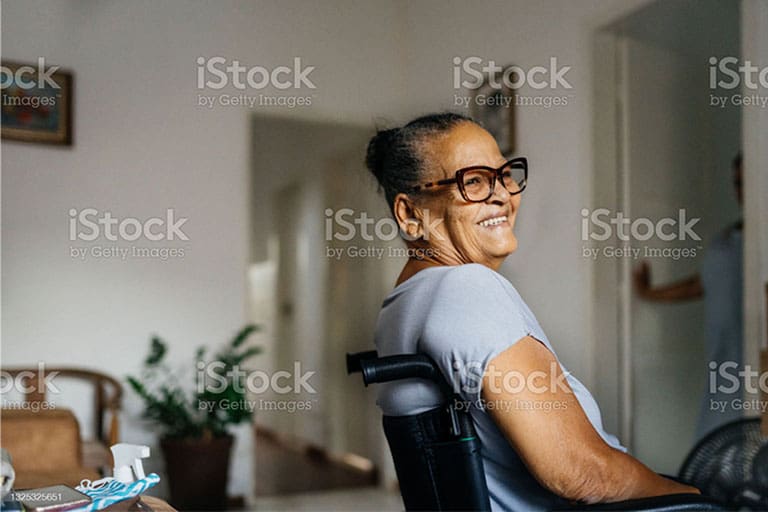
top-left (346, 351), bottom-right (455, 397)
top-left (347, 351), bottom-right (440, 384)
top-left (345, 350), bottom-right (378, 374)
top-left (346, 350), bottom-right (462, 436)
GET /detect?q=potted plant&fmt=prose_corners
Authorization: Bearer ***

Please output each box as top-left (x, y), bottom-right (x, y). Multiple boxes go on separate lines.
top-left (127, 325), bottom-right (261, 510)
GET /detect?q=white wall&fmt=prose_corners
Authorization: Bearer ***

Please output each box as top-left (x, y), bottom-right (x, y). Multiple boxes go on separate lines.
top-left (0, 0), bottom-right (405, 500)
top-left (2, 0), bottom-right (661, 497)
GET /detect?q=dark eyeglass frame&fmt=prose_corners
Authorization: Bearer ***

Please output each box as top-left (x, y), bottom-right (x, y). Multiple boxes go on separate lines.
top-left (411, 157), bottom-right (528, 203)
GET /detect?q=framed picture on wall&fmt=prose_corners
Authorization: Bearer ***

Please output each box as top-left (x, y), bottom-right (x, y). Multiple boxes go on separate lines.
top-left (1, 61), bottom-right (73, 145)
top-left (471, 66), bottom-right (516, 157)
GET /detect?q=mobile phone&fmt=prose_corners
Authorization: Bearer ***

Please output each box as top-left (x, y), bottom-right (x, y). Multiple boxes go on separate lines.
top-left (11, 485), bottom-right (92, 512)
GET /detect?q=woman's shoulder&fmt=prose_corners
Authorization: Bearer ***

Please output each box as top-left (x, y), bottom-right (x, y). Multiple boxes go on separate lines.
top-left (388, 263), bottom-right (523, 311)
top-left (443, 262), bottom-right (505, 280)
top-left (392, 263), bottom-right (500, 290)
top-left (434, 263), bottom-right (517, 299)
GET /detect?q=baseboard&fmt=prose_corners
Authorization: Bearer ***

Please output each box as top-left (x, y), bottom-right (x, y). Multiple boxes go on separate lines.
top-left (253, 423), bottom-right (378, 480)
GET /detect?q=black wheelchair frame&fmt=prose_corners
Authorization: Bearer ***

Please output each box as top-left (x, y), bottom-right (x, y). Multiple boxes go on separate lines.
top-left (347, 350), bottom-right (724, 512)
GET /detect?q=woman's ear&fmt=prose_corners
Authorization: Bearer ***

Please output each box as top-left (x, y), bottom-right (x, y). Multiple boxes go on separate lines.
top-left (393, 193), bottom-right (424, 241)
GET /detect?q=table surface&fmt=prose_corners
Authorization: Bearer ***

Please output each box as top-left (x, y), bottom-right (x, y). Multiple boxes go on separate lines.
top-left (102, 495), bottom-right (177, 512)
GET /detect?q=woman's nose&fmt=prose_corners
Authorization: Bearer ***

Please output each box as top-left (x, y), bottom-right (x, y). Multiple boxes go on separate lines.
top-left (487, 176), bottom-right (509, 203)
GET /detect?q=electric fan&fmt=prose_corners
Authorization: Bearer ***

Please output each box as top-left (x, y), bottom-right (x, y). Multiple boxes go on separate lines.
top-left (679, 418), bottom-right (768, 510)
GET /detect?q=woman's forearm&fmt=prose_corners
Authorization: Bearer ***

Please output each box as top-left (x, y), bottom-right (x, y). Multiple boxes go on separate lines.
top-left (587, 448), bottom-right (699, 504)
top-left (536, 443), bottom-right (698, 504)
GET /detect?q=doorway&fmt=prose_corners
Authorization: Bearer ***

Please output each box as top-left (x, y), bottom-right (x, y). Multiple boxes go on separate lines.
top-left (592, 0), bottom-right (742, 474)
top-left (247, 116), bottom-right (402, 497)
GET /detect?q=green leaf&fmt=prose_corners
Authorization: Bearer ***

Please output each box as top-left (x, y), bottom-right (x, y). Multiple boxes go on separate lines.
top-left (230, 346), bottom-right (262, 366)
top-left (230, 324), bottom-right (259, 348)
top-left (128, 326), bottom-right (263, 439)
top-left (145, 336), bottom-right (167, 366)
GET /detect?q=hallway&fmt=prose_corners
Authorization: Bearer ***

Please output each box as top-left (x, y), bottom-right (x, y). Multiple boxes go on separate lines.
top-left (254, 429), bottom-right (377, 496)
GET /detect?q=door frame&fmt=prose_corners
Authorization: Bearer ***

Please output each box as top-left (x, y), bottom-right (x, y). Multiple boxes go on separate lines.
top-left (592, 30), bottom-right (634, 448)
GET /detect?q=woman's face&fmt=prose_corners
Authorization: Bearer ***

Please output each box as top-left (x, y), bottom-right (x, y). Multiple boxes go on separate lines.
top-left (414, 122), bottom-right (521, 270)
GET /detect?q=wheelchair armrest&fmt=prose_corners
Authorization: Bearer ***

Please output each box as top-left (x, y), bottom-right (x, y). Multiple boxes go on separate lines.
top-left (554, 493), bottom-right (724, 511)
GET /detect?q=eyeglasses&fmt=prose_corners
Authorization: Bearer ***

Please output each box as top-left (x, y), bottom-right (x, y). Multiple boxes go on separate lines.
top-left (411, 157), bottom-right (528, 203)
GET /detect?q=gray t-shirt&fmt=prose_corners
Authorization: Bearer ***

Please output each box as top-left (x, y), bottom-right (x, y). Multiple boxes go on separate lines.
top-left (697, 225), bottom-right (743, 439)
top-left (375, 263), bottom-right (626, 512)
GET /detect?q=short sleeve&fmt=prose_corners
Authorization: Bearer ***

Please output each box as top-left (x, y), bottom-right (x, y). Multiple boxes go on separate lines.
top-left (419, 264), bottom-right (536, 408)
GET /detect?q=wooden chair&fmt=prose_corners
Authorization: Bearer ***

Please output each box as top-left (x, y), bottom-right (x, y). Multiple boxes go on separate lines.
top-left (1, 368), bottom-right (122, 478)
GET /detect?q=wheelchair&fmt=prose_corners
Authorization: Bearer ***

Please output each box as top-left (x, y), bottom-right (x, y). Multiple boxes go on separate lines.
top-left (347, 350), bottom-right (724, 511)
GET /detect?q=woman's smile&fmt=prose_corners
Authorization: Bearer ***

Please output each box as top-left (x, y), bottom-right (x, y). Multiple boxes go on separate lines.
top-left (477, 214), bottom-right (509, 228)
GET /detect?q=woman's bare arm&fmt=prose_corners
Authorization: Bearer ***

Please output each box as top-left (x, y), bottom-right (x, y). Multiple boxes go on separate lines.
top-left (482, 336), bottom-right (699, 504)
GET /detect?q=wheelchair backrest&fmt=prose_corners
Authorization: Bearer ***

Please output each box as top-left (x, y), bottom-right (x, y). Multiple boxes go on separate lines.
top-left (383, 405), bottom-right (491, 511)
top-left (347, 350), bottom-right (491, 511)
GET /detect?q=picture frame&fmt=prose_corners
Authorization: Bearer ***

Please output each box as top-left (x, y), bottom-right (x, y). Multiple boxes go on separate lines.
top-left (471, 66), bottom-right (516, 157)
top-left (1, 61), bottom-right (73, 145)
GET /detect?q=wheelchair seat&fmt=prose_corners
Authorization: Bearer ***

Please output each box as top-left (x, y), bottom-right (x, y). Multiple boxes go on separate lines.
top-left (346, 350), bottom-right (724, 512)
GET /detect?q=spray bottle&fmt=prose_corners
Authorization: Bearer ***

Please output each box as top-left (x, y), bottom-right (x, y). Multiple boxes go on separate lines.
top-left (110, 444), bottom-right (154, 511)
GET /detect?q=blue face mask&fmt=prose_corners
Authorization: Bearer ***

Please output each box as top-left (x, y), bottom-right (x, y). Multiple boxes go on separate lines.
top-left (76, 473), bottom-right (160, 512)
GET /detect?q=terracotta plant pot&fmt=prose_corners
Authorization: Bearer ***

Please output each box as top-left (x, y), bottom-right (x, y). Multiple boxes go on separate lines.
top-left (160, 435), bottom-right (233, 510)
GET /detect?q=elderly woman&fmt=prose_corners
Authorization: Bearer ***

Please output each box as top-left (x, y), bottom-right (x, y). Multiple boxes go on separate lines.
top-left (366, 113), bottom-right (699, 511)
